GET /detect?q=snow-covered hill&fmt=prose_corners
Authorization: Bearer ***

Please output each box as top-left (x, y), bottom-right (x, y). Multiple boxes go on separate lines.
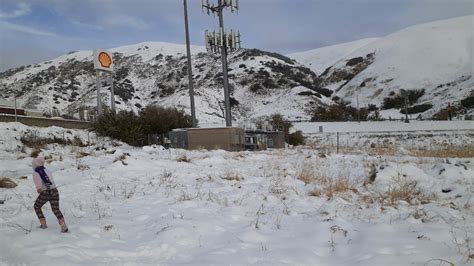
top-left (289, 15), bottom-right (474, 118)
top-left (288, 38), bottom-right (379, 74)
top-left (1, 16), bottom-right (473, 123)
top-left (0, 42), bottom-right (327, 124)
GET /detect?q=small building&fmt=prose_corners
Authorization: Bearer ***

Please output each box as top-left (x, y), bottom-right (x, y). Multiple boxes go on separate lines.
top-left (169, 127), bottom-right (245, 151)
top-left (245, 129), bottom-right (286, 150)
top-left (0, 99), bottom-right (27, 116)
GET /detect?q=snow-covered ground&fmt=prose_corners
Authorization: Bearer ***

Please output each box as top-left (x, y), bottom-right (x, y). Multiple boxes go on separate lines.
top-left (1, 122), bottom-right (473, 265)
top-left (294, 120), bottom-right (474, 133)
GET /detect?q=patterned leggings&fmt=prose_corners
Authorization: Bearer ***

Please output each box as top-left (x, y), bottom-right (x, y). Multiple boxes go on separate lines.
top-left (34, 188), bottom-right (64, 220)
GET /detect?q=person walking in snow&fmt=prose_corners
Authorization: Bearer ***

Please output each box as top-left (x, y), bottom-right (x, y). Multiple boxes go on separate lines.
top-left (447, 102), bottom-right (453, 120)
top-left (32, 156), bottom-right (68, 233)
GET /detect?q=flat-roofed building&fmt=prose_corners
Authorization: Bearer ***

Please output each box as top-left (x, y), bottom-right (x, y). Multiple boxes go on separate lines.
top-left (169, 127), bottom-right (245, 151)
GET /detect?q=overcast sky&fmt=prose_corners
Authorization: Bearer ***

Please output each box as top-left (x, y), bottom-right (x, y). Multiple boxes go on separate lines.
top-left (0, 0), bottom-right (473, 71)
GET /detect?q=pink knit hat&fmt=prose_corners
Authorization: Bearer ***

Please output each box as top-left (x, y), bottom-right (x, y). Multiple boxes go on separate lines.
top-left (32, 156), bottom-right (45, 169)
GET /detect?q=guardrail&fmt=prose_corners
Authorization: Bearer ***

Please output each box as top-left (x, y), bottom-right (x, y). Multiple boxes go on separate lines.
top-left (0, 114), bottom-right (92, 129)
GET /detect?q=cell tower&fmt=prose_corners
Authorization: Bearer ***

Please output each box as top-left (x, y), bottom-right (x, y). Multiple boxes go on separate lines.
top-left (202, 0), bottom-right (241, 127)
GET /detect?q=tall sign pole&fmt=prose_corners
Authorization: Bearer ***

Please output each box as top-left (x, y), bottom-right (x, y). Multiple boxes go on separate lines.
top-left (202, 0), bottom-right (241, 127)
top-left (96, 71), bottom-right (102, 115)
top-left (183, 0), bottom-right (197, 127)
top-left (93, 50), bottom-right (114, 116)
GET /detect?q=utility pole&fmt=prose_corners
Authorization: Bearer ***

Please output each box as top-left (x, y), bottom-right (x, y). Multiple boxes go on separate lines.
top-left (14, 92), bottom-right (18, 122)
top-left (109, 74), bottom-right (116, 113)
top-left (183, 0), bottom-right (197, 127)
top-left (202, 0), bottom-right (241, 127)
top-left (402, 90), bottom-right (409, 123)
top-left (357, 95), bottom-right (360, 123)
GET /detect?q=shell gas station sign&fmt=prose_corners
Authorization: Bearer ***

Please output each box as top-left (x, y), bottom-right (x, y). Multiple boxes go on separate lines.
top-left (93, 49), bottom-right (114, 72)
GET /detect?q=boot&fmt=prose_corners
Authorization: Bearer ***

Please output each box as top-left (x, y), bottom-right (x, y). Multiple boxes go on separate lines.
top-left (58, 218), bottom-right (68, 233)
top-left (39, 218), bottom-right (47, 229)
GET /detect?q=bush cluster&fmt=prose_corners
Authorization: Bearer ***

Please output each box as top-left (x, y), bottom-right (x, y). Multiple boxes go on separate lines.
top-left (460, 95), bottom-right (474, 108)
top-left (94, 105), bottom-right (192, 146)
top-left (256, 114), bottom-right (305, 146)
top-left (382, 89), bottom-right (425, 109)
top-left (399, 103), bottom-right (433, 115)
top-left (312, 103), bottom-right (368, 121)
top-left (288, 130), bottom-right (305, 146)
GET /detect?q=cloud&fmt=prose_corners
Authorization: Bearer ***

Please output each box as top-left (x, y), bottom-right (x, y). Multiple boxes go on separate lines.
top-left (102, 15), bottom-right (150, 30)
top-left (0, 21), bottom-right (57, 36)
top-left (0, 2), bottom-right (31, 19)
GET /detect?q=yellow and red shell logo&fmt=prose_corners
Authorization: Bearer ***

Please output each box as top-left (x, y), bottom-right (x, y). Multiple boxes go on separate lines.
top-left (98, 52), bottom-right (112, 68)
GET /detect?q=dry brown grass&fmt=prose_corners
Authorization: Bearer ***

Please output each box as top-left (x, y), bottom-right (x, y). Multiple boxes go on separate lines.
top-left (324, 177), bottom-right (355, 199)
top-left (306, 176), bottom-right (356, 199)
top-left (315, 143), bottom-right (473, 158)
top-left (221, 172), bottom-right (241, 181)
top-left (298, 163), bottom-right (357, 199)
top-left (297, 166), bottom-right (315, 185)
top-left (76, 151), bottom-right (91, 159)
top-left (386, 180), bottom-right (419, 205)
top-left (409, 146), bottom-right (474, 158)
top-left (380, 178), bottom-right (436, 206)
top-left (0, 177), bottom-right (17, 188)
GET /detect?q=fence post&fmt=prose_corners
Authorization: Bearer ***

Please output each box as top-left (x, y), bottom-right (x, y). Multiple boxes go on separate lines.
top-left (337, 132), bottom-right (339, 153)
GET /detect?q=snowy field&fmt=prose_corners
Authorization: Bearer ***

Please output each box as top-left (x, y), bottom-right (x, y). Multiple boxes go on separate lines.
top-left (294, 121), bottom-right (474, 133)
top-left (1, 122), bottom-right (473, 265)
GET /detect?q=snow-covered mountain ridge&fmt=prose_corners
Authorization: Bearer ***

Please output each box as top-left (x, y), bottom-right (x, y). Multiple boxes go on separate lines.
top-left (289, 15), bottom-right (474, 118)
top-left (0, 42), bottom-right (326, 124)
top-left (0, 16), bottom-right (473, 123)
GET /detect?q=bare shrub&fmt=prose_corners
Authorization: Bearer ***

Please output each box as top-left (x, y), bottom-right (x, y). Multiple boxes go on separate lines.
top-left (77, 163), bottom-right (90, 170)
top-left (308, 188), bottom-right (322, 197)
top-left (113, 154), bottom-right (129, 165)
top-left (176, 155), bottom-right (191, 163)
top-left (0, 177), bottom-right (17, 188)
top-left (104, 224), bottom-right (113, 231)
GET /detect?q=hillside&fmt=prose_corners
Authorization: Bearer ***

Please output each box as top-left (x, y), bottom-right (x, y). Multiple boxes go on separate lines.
top-left (289, 15), bottom-right (474, 118)
top-left (1, 16), bottom-right (473, 123)
top-left (288, 38), bottom-right (379, 74)
top-left (0, 43), bottom-right (328, 124)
